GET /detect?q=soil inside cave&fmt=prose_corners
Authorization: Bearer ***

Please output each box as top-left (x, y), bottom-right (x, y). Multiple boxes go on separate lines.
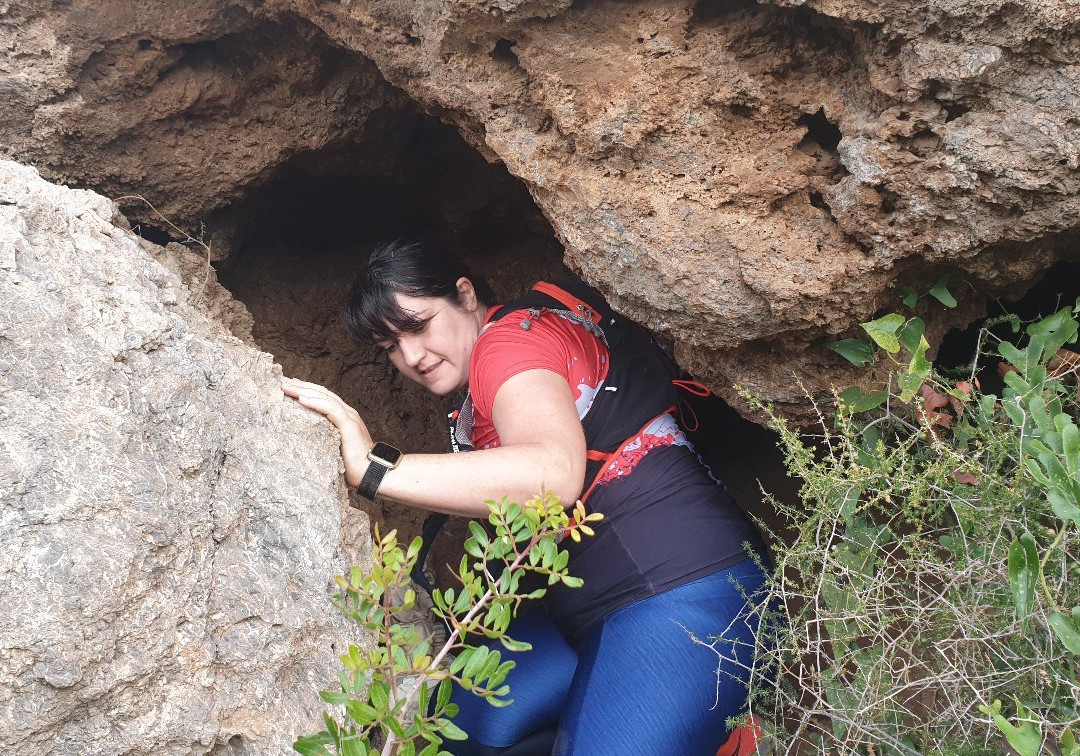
top-left (200, 106), bottom-right (796, 581)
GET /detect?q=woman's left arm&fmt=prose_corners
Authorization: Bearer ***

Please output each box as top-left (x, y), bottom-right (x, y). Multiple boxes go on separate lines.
top-left (376, 368), bottom-right (586, 516)
top-left (282, 370), bottom-right (587, 517)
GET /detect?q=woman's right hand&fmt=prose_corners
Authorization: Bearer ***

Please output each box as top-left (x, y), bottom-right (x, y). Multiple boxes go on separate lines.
top-left (281, 376), bottom-right (373, 487)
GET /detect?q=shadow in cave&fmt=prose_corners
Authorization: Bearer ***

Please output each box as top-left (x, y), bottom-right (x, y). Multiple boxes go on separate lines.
top-left (936, 259), bottom-right (1080, 394)
top-left (212, 109), bottom-right (570, 575)
top-left (682, 391), bottom-right (798, 553)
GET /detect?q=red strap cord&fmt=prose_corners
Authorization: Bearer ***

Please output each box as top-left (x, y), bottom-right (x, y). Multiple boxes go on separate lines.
top-left (578, 405), bottom-right (676, 504)
top-left (672, 379), bottom-right (711, 397)
top-left (673, 379), bottom-right (711, 432)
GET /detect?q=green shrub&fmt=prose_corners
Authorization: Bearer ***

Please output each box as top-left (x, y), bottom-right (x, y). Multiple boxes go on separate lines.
top-left (295, 493), bottom-right (601, 756)
top-left (745, 296), bottom-right (1080, 754)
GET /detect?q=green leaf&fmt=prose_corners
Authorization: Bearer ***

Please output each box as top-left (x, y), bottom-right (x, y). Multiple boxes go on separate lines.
top-left (999, 341), bottom-right (1033, 380)
top-left (435, 680), bottom-right (453, 712)
top-left (1028, 307), bottom-right (1079, 361)
top-left (1050, 612), bottom-right (1080, 654)
top-left (895, 333), bottom-right (931, 402)
top-left (827, 339), bottom-right (876, 367)
top-left (1061, 418), bottom-right (1079, 479)
top-left (1061, 729), bottom-right (1080, 756)
top-left (463, 645), bottom-right (489, 679)
top-left (449, 649), bottom-right (471, 676)
top-left (463, 539), bottom-right (484, 559)
top-left (340, 735), bottom-right (367, 756)
top-left (439, 720), bottom-right (469, 741)
top-left (979, 700), bottom-right (1043, 756)
top-left (477, 649), bottom-right (502, 684)
top-left (897, 316), bottom-right (926, 355)
top-left (499, 635), bottom-right (532, 653)
top-left (1048, 487), bottom-right (1080, 528)
top-left (1008, 532), bottom-right (1039, 624)
top-left (838, 387), bottom-right (888, 413)
top-left (345, 700), bottom-right (377, 726)
top-left (417, 682), bottom-right (431, 717)
top-left (489, 661), bottom-right (514, 687)
top-left (929, 276), bottom-right (958, 308)
top-left (831, 485), bottom-right (862, 528)
top-left (320, 691), bottom-right (351, 706)
top-left (407, 535), bottom-right (423, 562)
top-left (1041, 453), bottom-right (1079, 503)
top-left (468, 520), bottom-right (490, 548)
top-left (861, 313), bottom-right (907, 354)
top-left (900, 286), bottom-right (919, 309)
top-left (293, 733), bottom-right (334, 756)
top-left (369, 680), bottom-right (390, 712)
top-left (385, 715), bottom-right (407, 739)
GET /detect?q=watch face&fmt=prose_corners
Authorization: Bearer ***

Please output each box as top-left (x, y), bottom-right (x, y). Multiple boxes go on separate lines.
top-left (369, 442), bottom-right (403, 468)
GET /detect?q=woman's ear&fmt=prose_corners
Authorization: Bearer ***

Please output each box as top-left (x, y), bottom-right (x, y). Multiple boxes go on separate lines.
top-left (455, 276), bottom-right (478, 312)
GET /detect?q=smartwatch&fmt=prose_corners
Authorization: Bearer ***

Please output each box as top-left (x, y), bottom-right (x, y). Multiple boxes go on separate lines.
top-left (357, 442), bottom-right (403, 502)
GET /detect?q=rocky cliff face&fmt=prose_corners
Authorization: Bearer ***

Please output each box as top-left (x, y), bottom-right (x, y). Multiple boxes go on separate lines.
top-left (0, 161), bottom-right (370, 754)
top-left (3, 0), bottom-right (1077, 415)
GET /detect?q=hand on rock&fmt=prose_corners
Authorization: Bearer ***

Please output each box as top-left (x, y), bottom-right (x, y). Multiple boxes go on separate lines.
top-left (281, 376), bottom-right (372, 487)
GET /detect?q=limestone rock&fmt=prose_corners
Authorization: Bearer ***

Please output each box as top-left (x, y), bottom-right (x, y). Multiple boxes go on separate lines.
top-left (0, 161), bottom-right (371, 754)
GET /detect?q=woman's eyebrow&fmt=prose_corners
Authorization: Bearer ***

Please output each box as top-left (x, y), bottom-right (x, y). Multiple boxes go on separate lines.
top-left (402, 309), bottom-right (436, 330)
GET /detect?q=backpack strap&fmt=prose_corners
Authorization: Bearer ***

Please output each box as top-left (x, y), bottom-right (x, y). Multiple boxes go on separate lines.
top-left (531, 281), bottom-right (603, 325)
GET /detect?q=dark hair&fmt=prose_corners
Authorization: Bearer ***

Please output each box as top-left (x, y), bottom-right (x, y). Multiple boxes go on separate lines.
top-left (344, 239), bottom-right (496, 344)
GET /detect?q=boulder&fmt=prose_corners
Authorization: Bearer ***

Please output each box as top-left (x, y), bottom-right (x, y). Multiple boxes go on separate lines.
top-left (0, 160), bottom-right (370, 754)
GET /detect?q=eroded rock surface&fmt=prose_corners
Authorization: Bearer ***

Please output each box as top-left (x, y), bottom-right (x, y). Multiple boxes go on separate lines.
top-left (3, 0), bottom-right (1078, 415)
top-left (0, 161), bottom-right (370, 754)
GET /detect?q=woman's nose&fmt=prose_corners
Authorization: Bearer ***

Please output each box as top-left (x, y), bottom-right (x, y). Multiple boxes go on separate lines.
top-left (397, 335), bottom-right (425, 367)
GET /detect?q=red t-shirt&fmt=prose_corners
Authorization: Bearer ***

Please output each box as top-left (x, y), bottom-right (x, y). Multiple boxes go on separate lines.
top-left (469, 308), bottom-right (609, 451)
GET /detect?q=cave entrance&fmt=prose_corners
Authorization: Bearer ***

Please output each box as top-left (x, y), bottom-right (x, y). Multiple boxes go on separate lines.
top-left (206, 104), bottom-right (787, 575)
top-left (212, 108), bottom-right (568, 560)
top-left (937, 257), bottom-right (1080, 392)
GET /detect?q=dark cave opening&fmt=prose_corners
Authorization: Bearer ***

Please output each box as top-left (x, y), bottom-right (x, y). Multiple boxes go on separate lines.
top-left (209, 107), bottom-right (570, 568)
top-left (199, 98), bottom-right (785, 572)
top-left (797, 108), bottom-right (842, 153)
top-left (936, 258), bottom-right (1080, 390)
top-left (205, 104), bottom-right (781, 575)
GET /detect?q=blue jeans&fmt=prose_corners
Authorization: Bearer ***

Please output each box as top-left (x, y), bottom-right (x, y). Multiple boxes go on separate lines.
top-left (443, 559), bottom-right (768, 755)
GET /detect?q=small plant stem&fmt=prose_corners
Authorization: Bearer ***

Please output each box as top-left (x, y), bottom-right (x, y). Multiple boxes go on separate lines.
top-left (379, 531), bottom-right (543, 756)
top-left (384, 568), bottom-right (404, 709)
top-left (114, 194), bottom-right (213, 296)
top-left (1038, 526), bottom-right (1068, 613)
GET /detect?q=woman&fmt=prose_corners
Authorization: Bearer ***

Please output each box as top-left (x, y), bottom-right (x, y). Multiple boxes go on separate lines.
top-left (281, 239), bottom-right (767, 755)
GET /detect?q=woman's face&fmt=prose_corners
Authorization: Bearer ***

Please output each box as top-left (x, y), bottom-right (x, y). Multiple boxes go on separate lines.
top-left (378, 279), bottom-right (486, 396)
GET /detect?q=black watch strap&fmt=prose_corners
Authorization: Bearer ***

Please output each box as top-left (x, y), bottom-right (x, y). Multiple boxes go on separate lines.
top-left (357, 442), bottom-right (402, 502)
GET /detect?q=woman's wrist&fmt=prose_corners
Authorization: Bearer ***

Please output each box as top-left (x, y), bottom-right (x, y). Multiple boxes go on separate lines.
top-left (341, 431), bottom-right (374, 488)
